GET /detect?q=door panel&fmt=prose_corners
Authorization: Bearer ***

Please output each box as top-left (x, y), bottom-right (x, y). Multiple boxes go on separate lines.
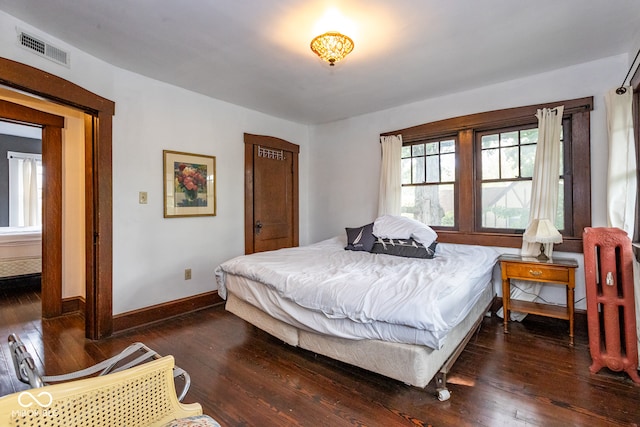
top-left (254, 145), bottom-right (293, 252)
top-left (244, 133), bottom-right (299, 254)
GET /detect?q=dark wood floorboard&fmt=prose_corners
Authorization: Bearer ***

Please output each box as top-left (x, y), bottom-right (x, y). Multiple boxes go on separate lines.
top-left (1, 285), bottom-right (639, 426)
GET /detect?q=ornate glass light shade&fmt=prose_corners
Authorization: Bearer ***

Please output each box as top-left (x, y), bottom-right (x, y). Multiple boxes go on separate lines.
top-left (310, 32), bottom-right (354, 66)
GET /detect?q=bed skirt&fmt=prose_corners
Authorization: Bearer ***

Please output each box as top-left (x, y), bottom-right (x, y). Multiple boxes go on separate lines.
top-left (226, 283), bottom-right (494, 389)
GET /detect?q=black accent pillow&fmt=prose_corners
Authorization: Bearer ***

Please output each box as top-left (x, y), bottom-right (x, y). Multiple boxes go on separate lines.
top-left (370, 237), bottom-right (437, 259)
top-left (345, 223), bottom-right (376, 251)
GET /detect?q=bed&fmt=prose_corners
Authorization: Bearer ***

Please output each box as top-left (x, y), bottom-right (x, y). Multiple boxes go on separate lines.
top-left (215, 217), bottom-right (499, 400)
top-left (0, 226), bottom-right (42, 279)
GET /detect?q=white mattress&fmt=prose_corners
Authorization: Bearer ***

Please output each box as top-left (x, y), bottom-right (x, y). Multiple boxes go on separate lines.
top-left (217, 237), bottom-right (498, 349)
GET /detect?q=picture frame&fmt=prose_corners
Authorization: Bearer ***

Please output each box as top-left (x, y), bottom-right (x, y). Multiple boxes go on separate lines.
top-left (163, 150), bottom-right (216, 218)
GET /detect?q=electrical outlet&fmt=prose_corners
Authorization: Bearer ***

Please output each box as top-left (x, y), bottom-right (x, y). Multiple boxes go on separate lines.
top-left (139, 191), bottom-right (148, 204)
top-left (184, 268), bottom-right (191, 280)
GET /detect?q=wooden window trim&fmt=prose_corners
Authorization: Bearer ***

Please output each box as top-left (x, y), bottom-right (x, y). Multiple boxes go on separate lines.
top-left (383, 96), bottom-right (593, 252)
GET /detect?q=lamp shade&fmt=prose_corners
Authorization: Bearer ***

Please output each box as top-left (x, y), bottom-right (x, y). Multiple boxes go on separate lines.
top-left (523, 218), bottom-right (563, 244)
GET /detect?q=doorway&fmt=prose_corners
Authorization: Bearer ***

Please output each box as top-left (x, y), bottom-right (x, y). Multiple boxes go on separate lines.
top-left (0, 99), bottom-right (64, 319)
top-left (244, 133), bottom-right (299, 254)
top-left (0, 57), bottom-right (115, 339)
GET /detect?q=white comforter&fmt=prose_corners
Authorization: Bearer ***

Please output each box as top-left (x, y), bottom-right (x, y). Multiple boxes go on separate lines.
top-left (216, 236), bottom-right (499, 334)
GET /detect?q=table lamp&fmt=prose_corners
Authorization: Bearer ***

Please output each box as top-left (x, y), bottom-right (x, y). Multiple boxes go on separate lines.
top-left (523, 218), bottom-right (562, 261)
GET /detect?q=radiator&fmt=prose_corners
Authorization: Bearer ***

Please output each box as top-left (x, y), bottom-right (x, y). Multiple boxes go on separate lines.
top-left (583, 227), bottom-right (640, 383)
top-left (0, 256), bottom-right (41, 279)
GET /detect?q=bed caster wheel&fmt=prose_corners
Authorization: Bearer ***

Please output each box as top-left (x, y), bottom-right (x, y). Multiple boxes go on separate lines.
top-left (437, 389), bottom-right (451, 401)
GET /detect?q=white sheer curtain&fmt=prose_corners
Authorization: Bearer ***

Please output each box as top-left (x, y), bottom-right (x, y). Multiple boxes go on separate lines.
top-left (522, 105), bottom-right (565, 257)
top-left (605, 86), bottom-right (639, 365)
top-left (22, 158), bottom-right (39, 226)
top-left (500, 106), bottom-right (565, 321)
top-left (605, 86), bottom-right (637, 235)
top-left (378, 135), bottom-right (402, 216)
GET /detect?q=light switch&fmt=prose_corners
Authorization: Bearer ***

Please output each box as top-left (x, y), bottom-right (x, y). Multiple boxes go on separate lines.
top-left (139, 191), bottom-right (148, 204)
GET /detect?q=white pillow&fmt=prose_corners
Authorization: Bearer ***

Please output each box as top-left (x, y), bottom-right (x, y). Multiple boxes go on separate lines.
top-left (373, 215), bottom-right (438, 246)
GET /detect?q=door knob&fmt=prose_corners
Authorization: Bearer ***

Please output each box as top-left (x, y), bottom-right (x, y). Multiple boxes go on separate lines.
top-left (255, 221), bottom-right (263, 235)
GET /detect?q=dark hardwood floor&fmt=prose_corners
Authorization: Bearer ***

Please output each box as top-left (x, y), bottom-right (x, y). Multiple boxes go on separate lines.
top-left (1, 284), bottom-right (639, 426)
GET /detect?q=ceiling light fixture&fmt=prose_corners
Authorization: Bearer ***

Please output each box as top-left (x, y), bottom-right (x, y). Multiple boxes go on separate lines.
top-left (310, 31), bottom-right (354, 66)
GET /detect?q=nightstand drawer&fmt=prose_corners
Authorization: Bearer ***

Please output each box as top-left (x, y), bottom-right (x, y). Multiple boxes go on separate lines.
top-left (504, 263), bottom-right (570, 282)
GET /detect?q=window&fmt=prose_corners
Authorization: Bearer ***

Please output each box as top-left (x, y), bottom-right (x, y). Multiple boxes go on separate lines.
top-left (7, 151), bottom-right (43, 227)
top-left (477, 122), bottom-right (567, 233)
top-left (387, 97), bottom-right (592, 252)
top-left (401, 138), bottom-right (456, 226)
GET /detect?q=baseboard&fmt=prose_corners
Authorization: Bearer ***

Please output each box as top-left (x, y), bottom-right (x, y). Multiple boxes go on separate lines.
top-left (113, 291), bottom-right (223, 333)
top-left (62, 296), bottom-right (85, 315)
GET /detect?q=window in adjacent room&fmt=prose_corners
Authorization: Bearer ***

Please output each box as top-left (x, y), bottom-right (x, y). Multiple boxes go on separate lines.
top-left (7, 151), bottom-right (43, 227)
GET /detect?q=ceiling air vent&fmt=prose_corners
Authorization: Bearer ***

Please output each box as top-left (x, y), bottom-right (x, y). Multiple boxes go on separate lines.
top-left (17, 30), bottom-right (70, 67)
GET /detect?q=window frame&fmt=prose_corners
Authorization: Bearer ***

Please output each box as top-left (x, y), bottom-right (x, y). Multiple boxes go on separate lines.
top-left (383, 97), bottom-right (593, 252)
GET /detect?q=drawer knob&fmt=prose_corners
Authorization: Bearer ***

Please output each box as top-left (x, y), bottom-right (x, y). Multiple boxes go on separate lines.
top-left (529, 269), bottom-right (543, 277)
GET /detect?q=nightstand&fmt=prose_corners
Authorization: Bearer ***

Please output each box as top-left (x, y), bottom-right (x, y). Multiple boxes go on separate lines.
top-left (499, 254), bottom-right (579, 345)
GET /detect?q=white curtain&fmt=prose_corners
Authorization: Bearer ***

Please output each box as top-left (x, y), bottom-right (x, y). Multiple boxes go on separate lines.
top-left (605, 86), bottom-right (637, 236)
top-left (378, 135), bottom-right (402, 216)
top-left (605, 86), bottom-right (639, 366)
top-left (500, 106), bottom-right (565, 321)
top-left (522, 105), bottom-right (565, 257)
top-left (22, 158), bottom-right (39, 226)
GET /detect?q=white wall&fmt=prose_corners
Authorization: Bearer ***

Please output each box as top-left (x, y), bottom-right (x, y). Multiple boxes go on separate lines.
top-left (110, 71), bottom-right (309, 313)
top-left (308, 54), bottom-right (630, 310)
top-left (0, 11), bottom-right (309, 314)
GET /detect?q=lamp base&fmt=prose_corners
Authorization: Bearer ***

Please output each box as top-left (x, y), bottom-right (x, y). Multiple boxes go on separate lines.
top-left (537, 252), bottom-right (550, 261)
top-left (537, 243), bottom-right (549, 261)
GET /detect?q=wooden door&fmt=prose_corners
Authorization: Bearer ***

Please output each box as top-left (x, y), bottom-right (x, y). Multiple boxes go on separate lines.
top-left (244, 133), bottom-right (299, 254)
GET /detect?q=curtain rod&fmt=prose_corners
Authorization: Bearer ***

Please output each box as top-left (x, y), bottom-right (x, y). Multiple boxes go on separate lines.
top-left (616, 47), bottom-right (640, 95)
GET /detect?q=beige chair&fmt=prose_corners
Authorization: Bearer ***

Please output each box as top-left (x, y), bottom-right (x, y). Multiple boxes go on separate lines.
top-left (0, 355), bottom-right (217, 427)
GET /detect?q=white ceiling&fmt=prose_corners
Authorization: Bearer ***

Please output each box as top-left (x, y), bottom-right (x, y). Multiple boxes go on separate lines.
top-left (1, 1), bottom-right (639, 125)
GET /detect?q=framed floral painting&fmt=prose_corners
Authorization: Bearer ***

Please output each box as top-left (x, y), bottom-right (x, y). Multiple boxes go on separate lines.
top-left (163, 150), bottom-right (216, 217)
